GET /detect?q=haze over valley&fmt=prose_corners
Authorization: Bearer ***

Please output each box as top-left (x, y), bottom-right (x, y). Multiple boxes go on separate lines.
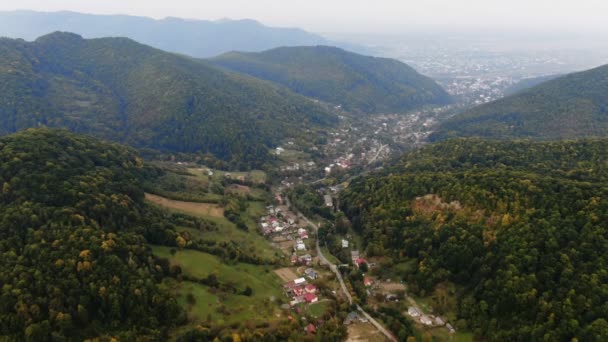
top-left (0, 2), bottom-right (607, 341)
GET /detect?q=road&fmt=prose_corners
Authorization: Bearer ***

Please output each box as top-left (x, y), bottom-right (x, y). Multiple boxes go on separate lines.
top-left (287, 196), bottom-right (397, 342)
top-left (368, 144), bottom-right (388, 165)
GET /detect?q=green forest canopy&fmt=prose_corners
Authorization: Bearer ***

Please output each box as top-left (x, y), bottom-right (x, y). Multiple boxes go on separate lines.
top-left (0, 32), bottom-right (337, 168)
top-left (341, 138), bottom-right (608, 341)
top-left (211, 46), bottom-right (451, 114)
top-left (431, 64), bottom-right (608, 141)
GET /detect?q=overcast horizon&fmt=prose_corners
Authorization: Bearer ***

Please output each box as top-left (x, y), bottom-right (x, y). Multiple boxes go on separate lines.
top-left (1, 0), bottom-right (608, 35)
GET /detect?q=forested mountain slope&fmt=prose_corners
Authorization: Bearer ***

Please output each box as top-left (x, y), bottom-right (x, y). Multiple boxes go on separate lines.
top-left (211, 46), bottom-right (451, 114)
top-left (341, 139), bottom-right (608, 340)
top-left (431, 64), bottom-right (608, 141)
top-left (0, 32), bottom-right (336, 168)
top-left (0, 128), bottom-right (183, 340)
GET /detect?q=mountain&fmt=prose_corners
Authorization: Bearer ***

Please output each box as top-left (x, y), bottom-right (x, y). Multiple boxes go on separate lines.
top-left (340, 138), bottom-right (608, 341)
top-left (0, 10), bottom-right (336, 58)
top-left (503, 74), bottom-right (562, 96)
top-left (0, 128), bottom-right (184, 340)
top-left (431, 64), bottom-right (608, 141)
top-left (0, 32), bottom-right (337, 167)
top-left (210, 46), bottom-right (451, 114)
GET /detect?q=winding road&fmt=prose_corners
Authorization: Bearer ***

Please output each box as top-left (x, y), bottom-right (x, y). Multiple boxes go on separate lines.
top-left (287, 196), bottom-right (397, 342)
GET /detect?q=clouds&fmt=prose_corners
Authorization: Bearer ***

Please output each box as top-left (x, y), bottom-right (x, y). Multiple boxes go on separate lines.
top-left (1, 0), bottom-right (606, 33)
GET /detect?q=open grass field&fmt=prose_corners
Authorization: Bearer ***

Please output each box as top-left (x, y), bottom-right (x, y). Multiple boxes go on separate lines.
top-left (145, 193), bottom-right (224, 217)
top-left (347, 323), bottom-right (387, 342)
top-left (188, 168), bottom-right (267, 184)
top-left (274, 267), bottom-right (299, 282)
top-left (306, 300), bottom-right (332, 318)
top-left (153, 246), bottom-right (285, 325)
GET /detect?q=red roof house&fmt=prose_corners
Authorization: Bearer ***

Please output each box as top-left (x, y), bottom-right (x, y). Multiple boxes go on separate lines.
top-left (304, 293), bottom-right (318, 303)
top-left (305, 284), bottom-right (317, 294)
top-left (306, 323), bottom-right (316, 334)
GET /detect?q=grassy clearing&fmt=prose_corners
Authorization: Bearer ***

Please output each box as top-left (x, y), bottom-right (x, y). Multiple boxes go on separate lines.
top-left (145, 193), bottom-right (224, 217)
top-left (306, 300), bottom-right (331, 318)
top-left (153, 247), bottom-right (285, 325)
top-left (277, 149), bottom-right (311, 164)
top-left (189, 168), bottom-right (267, 184)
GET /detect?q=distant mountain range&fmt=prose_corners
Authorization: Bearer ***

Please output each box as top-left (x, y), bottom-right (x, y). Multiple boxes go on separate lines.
top-left (431, 64), bottom-right (608, 141)
top-left (211, 46), bottom-right (451, 114)
top-left (0, 32), bottom-right (336, 167)
top-left (0, 10), bottom-right (365, 57)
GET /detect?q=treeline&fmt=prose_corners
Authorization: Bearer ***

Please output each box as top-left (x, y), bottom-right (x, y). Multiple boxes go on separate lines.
top-left (341, 138), bottom-right (608, 341)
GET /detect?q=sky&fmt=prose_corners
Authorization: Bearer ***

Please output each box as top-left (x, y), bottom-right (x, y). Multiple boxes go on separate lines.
top-left (1, 0), bottom-right (607, 34)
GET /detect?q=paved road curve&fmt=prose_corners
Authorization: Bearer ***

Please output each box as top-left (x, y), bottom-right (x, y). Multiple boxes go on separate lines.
top-left (287, 196), bottom-right (397, 342)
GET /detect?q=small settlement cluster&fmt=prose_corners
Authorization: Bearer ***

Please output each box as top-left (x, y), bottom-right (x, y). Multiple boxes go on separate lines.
top-left (259, 200), bottom-right (322, 306)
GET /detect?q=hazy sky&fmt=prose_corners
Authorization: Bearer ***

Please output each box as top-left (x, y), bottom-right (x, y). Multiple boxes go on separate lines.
top-left (1, 0), bottom-right (607, 33)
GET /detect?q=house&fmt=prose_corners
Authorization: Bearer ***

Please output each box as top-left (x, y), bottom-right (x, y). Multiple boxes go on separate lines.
top-left (291, 255), bottom-right (298, 264)
top-left (305, 284), bottom-right (317, 294)
top-left (435, 316), bottom-right (446, 326)
top-left (343, 311), bottom-right (359, 325)
top-left (324, 195), bottom-right (333, 208)
top-left (407, 307), bottom-right (420, 317)
top-left (306, 323), bottom-right (316, 335)
top-left (356, 258), bottom-right (368, 268)
top-left (294, 277), bottom-right (306, 285)
top-left (304, 293), bottom-right (318, 303)
top-left (296, 241), bottom-right (306, 251)
top-left (341, 239), bottom-right (349, 248)
top-left (446, 323), bottom-right (456, 333)
top-left (351, 250), bottom-right (360, 263)
top-left (297, 228), bottom-right (307, 235)
top-left (298, 254), bottom-right (312, 265)
top-left (420, 315), bottom-right (433, 326)
top-left (364, 277), bottom-right (373, 287)
top-left (304, 268), bottom-right (318, 279)
top-left (385, 294), bottom-right (398, 302)
top-left (293, 286), bottom-right (306, 297)
top-left (299, 231), bottom-right (309, 240)
top-left (275, 226), bottom-right (284, 233)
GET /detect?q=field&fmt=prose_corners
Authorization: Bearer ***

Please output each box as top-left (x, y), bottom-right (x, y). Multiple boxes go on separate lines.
top-left (145, 193), bottom-right (224, 217)
top-left (188, 168), bottom-right (267, 184)
top-left (347, 323), bottom-right (387, 342)
top-left (153, 246), bottom-right (285, 325)
top-left (274, 267), bottom-right (299, 282)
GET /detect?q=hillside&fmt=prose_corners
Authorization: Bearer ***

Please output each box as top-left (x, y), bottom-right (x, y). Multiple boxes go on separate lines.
top-left (431, 64), bottom-right (608, 141)
top-left (0, 128), bottom-right (185, 340)
top-left (0, 10), bottom-right (336, 58)
top-left (0, 32), bottom-right (337, 168)
top-left (211, 46), bottom-right (451, 114)
top-left (503, 74), bottom-right (561, 96)
top-left (340, 139), bottom-right (608, 340)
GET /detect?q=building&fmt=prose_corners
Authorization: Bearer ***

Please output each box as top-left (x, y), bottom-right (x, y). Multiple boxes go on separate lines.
top-left (306, 323), bottom-right (316, 335)
top-left (351, 250), bottom-right (360, 263)
top-left (324, 195), bottom-right (333, 208)
top-left (364, 277), bottom-right (373, 287)
top-left (420, 315), bottom-right (433, 326)
top-left (305, 284), bottom-right (317, 294)
top-left (356, 258), bottom-right (368, 268)
top-left (343, 311), bottom-right (359, 325)
top-left (435, 316), bottom-right (446, 326)
top-left (304, 268), bottom-right (318, 279)
top-left (341, 239), bottom-right (349, 248)
top-left (407, 307), bottom-right (420, 317)
top-left (304, 293), bottom-right (318, 303)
